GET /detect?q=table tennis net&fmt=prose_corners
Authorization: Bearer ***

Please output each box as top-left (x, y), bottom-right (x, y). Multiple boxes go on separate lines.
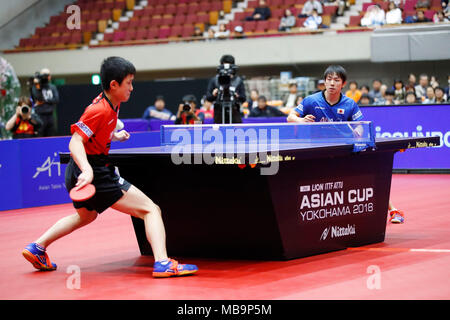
top-left (160, 121), bottom-right (375, 152)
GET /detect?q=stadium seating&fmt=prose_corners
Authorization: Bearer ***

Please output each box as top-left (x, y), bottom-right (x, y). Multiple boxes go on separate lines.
top-left (11, 0), bottom-right (442, 51)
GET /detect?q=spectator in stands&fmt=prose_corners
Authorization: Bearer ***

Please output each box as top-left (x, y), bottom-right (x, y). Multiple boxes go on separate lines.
top-left (369, 79), bottom-right (383, 103)
top-left (415, 0), bottom-right (431, 9)
top-left (383, 89), bottom-right (396, 105)
top-left (433, 10), bottom-right (449, 22)
top-left (299, 0), bottom-right (323, 17)
top-left (196, 97), bottom-right (214, 122)
top-left (30, 68), bottom-right (59, 137)
top-left (430, 75), bottom-right (440, 88)
top-left (358, 94), bottom-right (373, 106)
top-left (206, 27), bottom-right (216, 41)
top-left (345, 81), bottom-right (362, 103)
top-left (282, 82), bottom-right (301, 109)
top-left (279, 9), bottom-right (296, 31)
top-left (423, 86), bottom-right (436, 103)
top-left (303, 9), bottom-right (323, 29)
top-left (5, 96), bottom-right (42, 139)
top-left (314, 79), bottom-right (326, 93)
top-left (360, 4), bottom-right (386, 27)
top-left (295, 94), bottom-right (305, 106)
top-left (406, 9), bottom-right (432, 23)
top-left (194, 26), bottom-right (203, 38)
top-left (232, 26), bottom-right (247, 39)
top-left (374, 84), bottom-right (388, 105)
top-left (249, 96), bottom-right (285, 117)
top-left (445, 2), bottom-right (450, 18)
top-left (215, 23), bottom-right (230, 39)
top-left (393, 79), bottom-right (406, 103)
top-left (245, 0), bottom-right (271, 21)
top-left (385, 1), bottom-right (403, 24)
top-left (245, 89), bottom-right (259, 110)
top-left (142, 95), bottom-right (176, 121)
top-left (405, 73), bottom-right (417, 91)
top-left (405, 91), bottom-right (418, 104)
top-left (434, 87), bottom-right (447, 103)
top-left (415, 74), bottom-right (429, 99)
top-left (175, 94), bottom-right (201, 124)
top-left (360, 85), bottom-right (370, 96)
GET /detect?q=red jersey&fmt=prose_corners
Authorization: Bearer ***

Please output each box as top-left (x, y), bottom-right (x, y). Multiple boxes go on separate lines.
top-left (71, 92), bottom-right (119, 155)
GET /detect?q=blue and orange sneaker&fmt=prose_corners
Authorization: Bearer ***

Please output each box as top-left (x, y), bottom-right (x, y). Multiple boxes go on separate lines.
top-left (389, 209), bottom-right (405, 224)
top-left (22, 243), bottom-right (57, 271)
top-left (152, 258), bottom-right (198, 278)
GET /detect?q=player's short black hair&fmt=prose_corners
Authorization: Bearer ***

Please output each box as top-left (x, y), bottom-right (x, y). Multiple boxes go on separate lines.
top-left (323, 65), bottom-right (347, 83)
top-left (155, 95), bottom-right (165, 101)
top-left (100, 56), bottom-right (136, 91)
top-left (220, 54), bottom-right (235, 65)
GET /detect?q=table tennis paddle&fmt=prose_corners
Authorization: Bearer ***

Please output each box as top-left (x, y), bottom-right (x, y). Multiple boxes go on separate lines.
top-left (69, 184), bottom-right (96, 202)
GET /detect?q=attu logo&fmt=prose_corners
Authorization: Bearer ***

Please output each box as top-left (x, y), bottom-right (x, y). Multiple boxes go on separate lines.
top-left (33, 153), bottom-right (61, 178)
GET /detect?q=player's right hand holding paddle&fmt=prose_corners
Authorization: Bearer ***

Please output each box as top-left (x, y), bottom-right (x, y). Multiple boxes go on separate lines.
top-left (69, 167), bottom-right (96, 201)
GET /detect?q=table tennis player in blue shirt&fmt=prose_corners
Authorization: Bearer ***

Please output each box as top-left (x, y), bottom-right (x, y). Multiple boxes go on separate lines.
top-left (287, 65), bottom-right (405, 224)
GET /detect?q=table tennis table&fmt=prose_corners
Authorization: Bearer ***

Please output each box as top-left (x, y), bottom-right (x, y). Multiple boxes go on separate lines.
top-left (60, 122), bottom-right (440, 260)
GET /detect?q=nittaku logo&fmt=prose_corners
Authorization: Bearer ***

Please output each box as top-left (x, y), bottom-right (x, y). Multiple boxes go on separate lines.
top-left (320, 227), bottom-right (330, 240)
top-left (320, 224), bottom-right (356, 240)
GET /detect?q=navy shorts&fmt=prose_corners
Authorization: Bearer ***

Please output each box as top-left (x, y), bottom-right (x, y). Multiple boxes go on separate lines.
top-left (65, 157), bottom-right (132, 213)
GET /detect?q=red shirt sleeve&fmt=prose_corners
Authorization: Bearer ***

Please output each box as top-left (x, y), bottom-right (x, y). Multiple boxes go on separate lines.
top-left (70, 105), bottom-right (105, 142)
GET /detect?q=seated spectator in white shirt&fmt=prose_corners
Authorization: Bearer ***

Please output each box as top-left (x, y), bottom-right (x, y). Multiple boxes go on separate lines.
top-left (361, 4), bottom-right (386, 27)
top-left (300, 0), bottom-right (323, 17)
top-left (215, 23), bottom-right (230, 40)
top-left (423, 86), bottom-right (436, 104)
top-left (303, 9), bottom-right (322, 29)
top-left (385, 1), bottom-right (402, 24)
top-left (282, 82), bottom-right (301, 109)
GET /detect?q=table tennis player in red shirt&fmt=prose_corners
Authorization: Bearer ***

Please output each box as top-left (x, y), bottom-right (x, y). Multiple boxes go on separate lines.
top-left (22, 57), bottom-right (198, 277)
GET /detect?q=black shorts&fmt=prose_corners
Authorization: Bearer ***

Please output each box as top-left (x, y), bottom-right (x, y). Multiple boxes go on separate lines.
top-left (65, 157), bottom-right (132, 213)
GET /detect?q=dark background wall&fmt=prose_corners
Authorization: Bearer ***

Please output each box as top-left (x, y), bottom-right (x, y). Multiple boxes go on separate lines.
top-left (57, 78), bottom-right (209, 136)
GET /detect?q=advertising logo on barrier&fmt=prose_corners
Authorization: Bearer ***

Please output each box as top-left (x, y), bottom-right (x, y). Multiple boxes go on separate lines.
top-left (298, 176), bottom-right (376, 224)
top-left (320, 225), bottom-right (356, 241)
top-left (19, 137), bottom-right (71, 207)
top-left (361, 104), bottom-right (449, 169)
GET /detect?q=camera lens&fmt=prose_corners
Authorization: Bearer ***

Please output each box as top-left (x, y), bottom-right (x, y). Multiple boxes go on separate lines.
top-left (21, 106), bottom-right (30, 114)
top-left (183, 103), bottom-right (191, 112)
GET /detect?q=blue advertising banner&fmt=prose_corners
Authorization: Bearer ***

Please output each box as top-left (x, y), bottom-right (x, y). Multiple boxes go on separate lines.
top-left (361, 104), bottom-right (450, 169)
top-left (19, 137), bottom-right (71, 208)
top-left (0, 132), bottom-right (161, 211)
top-left (0, 140), bottom-right (22, 211)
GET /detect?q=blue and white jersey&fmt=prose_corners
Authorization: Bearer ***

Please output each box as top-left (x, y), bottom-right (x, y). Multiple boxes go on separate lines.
top-left (294, 91), bottom-right (363, 122)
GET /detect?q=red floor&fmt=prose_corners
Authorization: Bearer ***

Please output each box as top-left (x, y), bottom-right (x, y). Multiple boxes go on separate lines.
top-left (1, 174), bottom-right (449, 300)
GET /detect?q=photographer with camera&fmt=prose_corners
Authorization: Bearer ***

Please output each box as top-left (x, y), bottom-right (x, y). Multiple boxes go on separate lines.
top-left (30, 68), bottom-right (59, 137)
top-left (206, 55), bottom-right (246, 124)
top-left (5, 96), bottom-right (42, 139)
top-left (175, 94), bottom-right (201, 125)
